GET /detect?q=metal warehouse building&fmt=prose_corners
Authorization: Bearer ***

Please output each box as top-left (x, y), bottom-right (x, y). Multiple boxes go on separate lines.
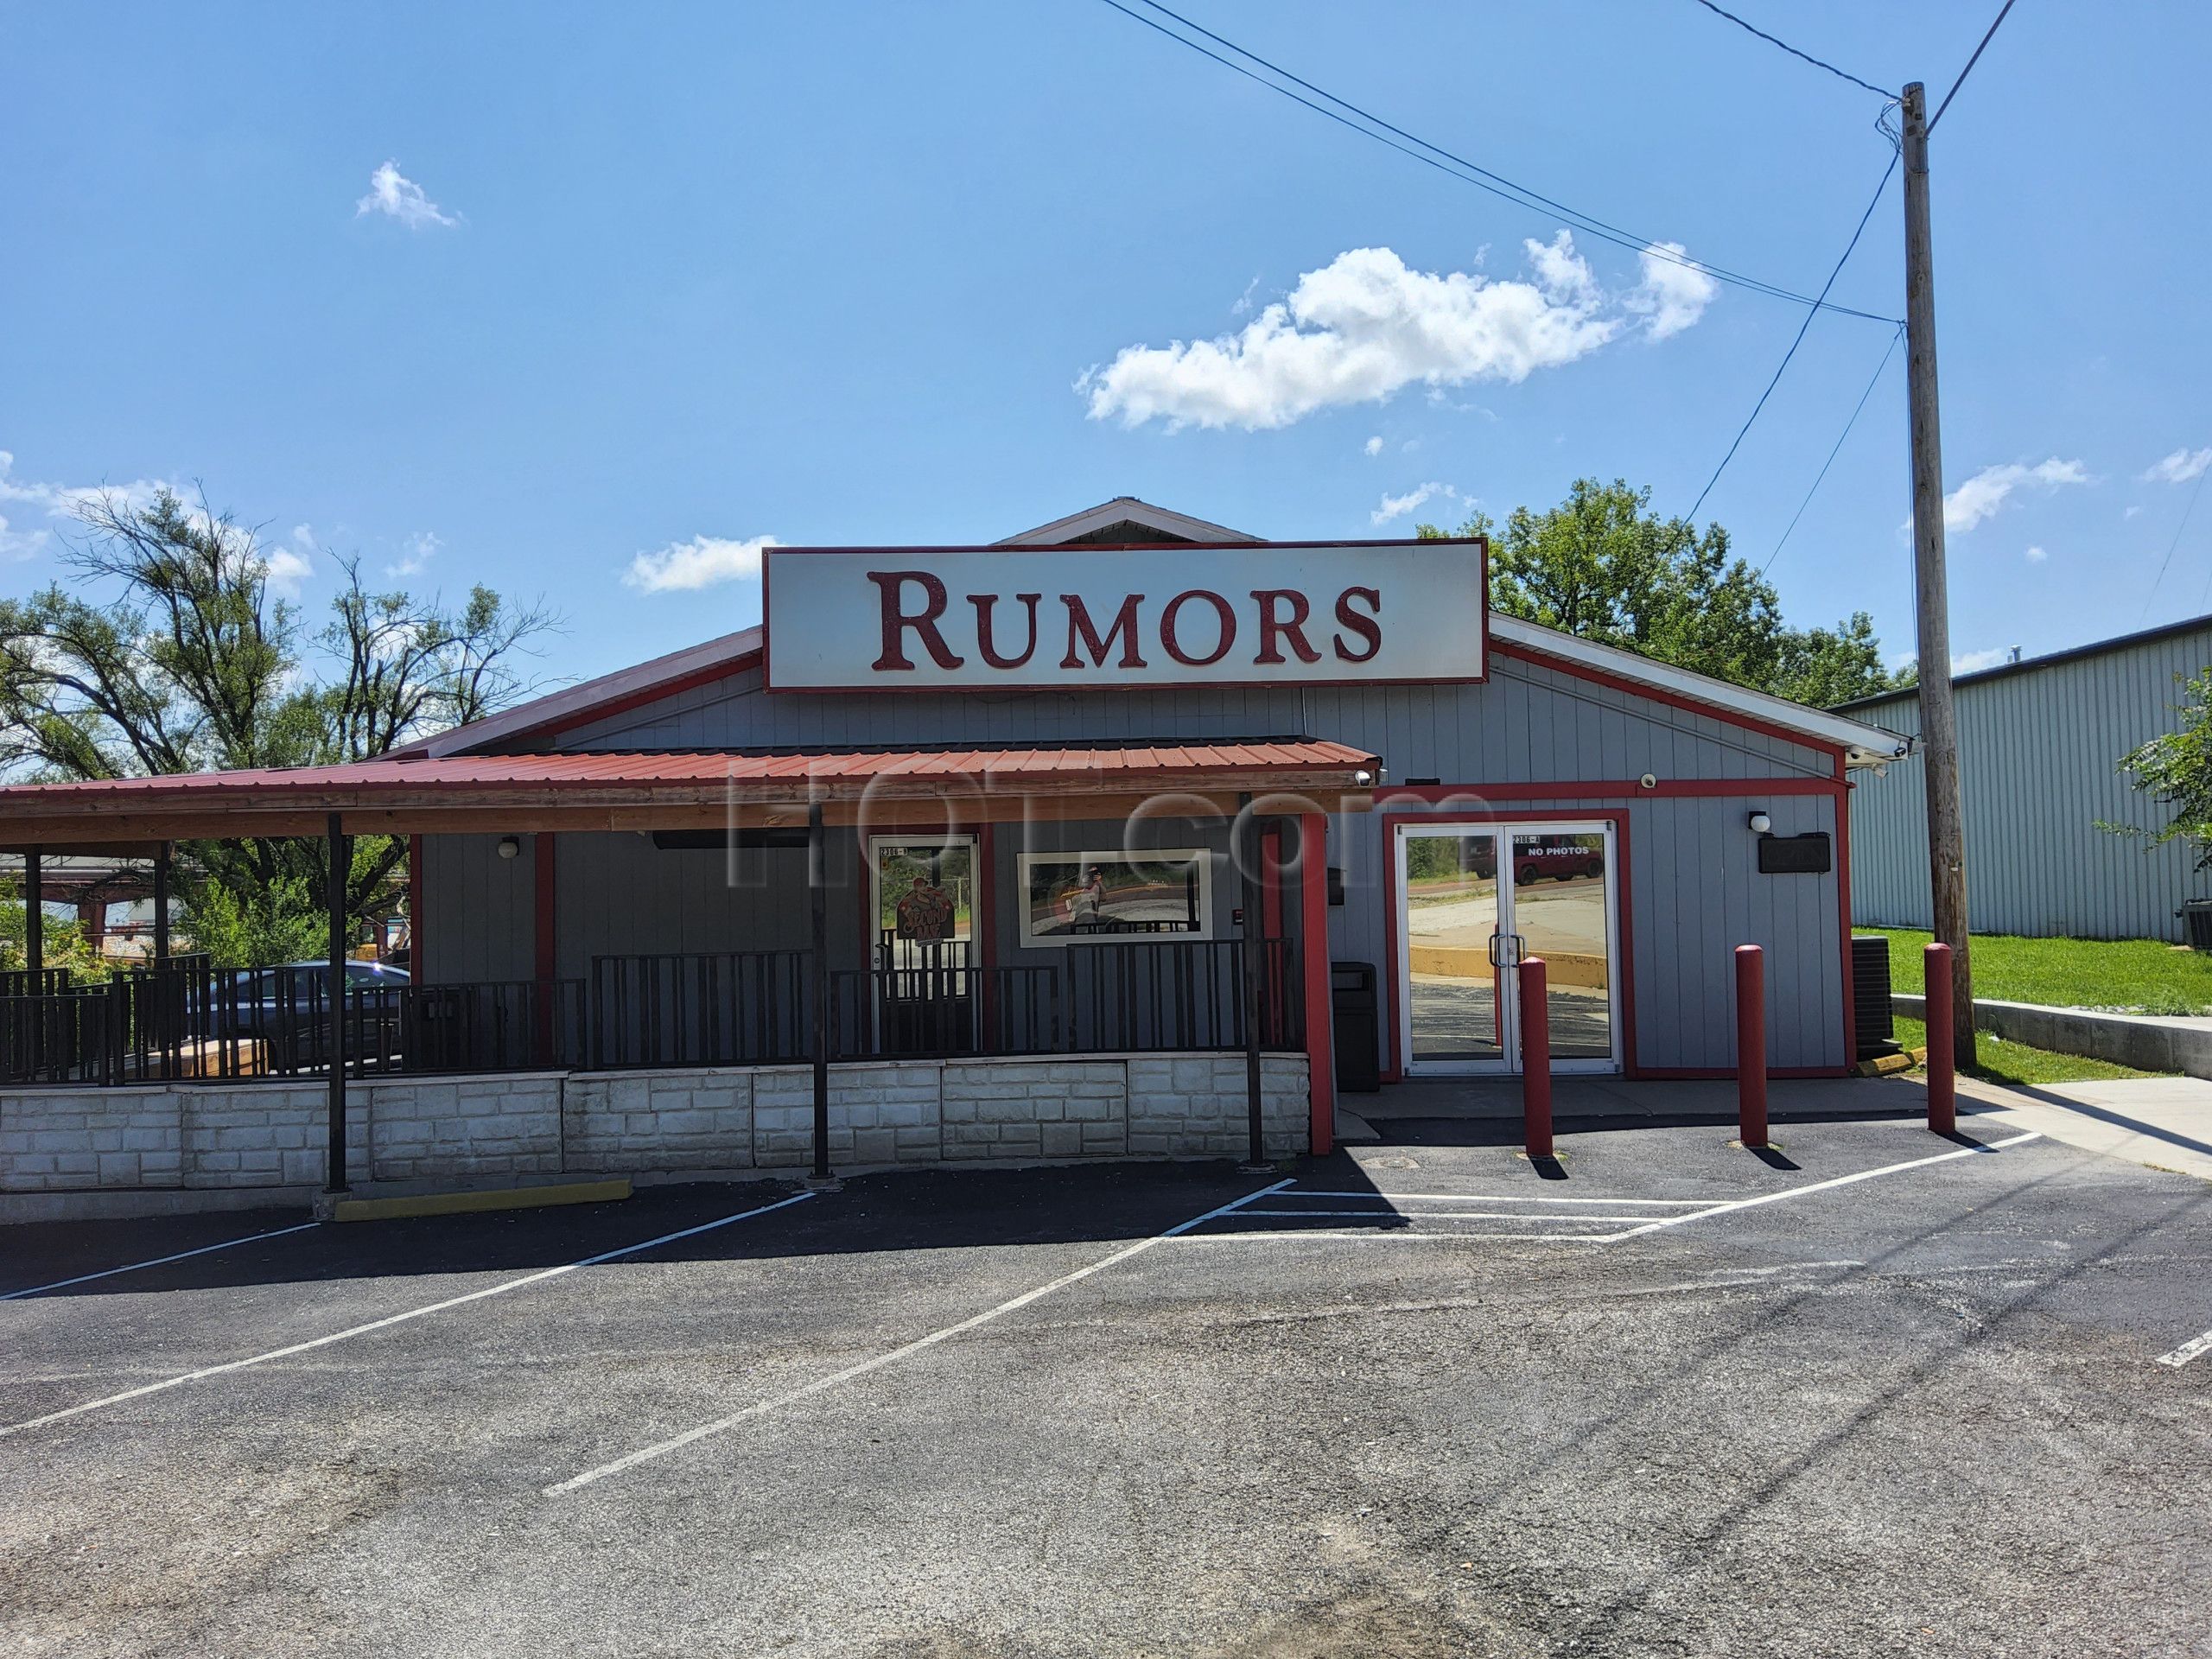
top-left (0, 499), bottom-right (1912, 1200)
top-left (1838, 614), bottom-right (2212, 942)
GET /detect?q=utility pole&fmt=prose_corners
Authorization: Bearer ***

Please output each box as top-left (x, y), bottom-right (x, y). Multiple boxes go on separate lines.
top-left (1902, 80), bottom-right (1975, 1070)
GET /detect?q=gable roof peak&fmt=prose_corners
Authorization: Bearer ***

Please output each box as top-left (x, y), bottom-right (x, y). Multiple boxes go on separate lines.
top-left (996, 497), bottom-right (1258, 545)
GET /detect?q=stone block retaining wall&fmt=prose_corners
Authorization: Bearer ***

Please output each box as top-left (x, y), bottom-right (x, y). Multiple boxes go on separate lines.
top-left (1, 1054), bottom-right (1310, 1196)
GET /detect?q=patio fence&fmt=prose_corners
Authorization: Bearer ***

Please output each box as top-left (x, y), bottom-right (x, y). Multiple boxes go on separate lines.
top-left (0, 938), bottom-right (1302, 1088)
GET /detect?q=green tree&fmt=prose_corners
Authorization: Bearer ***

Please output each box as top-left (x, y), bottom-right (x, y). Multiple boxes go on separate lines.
top-left (0, 487), bottom-right (556, 954)
top-left (1420, 478), bottom-right (1906, 706)
top-left (2109, 668), bottom-right (2212, 870)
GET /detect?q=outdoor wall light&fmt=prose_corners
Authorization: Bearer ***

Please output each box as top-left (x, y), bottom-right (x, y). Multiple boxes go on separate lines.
top-left (1353, 768), bottom-right (1374, 786)
top-left (497, 836), bottom-right (521, 861)
top-left (1747, 811), bottom-right (1772, 836)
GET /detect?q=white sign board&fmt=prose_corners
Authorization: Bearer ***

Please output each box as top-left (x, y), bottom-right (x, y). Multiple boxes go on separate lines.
top-left (761, 540), bottom-right (1486, 691)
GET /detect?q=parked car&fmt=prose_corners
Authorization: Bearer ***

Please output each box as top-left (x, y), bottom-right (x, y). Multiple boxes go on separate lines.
top-left (1470, 839), bottom-right (1605, 885)
top-left (196, 960), bottom-right (410, 1040)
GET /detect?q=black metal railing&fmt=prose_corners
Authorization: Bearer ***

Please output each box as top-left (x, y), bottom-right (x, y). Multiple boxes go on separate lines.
top-left (0, 936), bottom-right (1304, 1087)
top-left (589, 950), bottom-right (813, 1070)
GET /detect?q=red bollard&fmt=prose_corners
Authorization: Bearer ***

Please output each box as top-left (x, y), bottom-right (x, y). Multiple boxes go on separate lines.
top-left (1734, 944), bottom-right (1769, 1148)
top-left (1518, 956), bottom-right (1553, 1160)
top-left (1924, 941), bottom-right (1955, 1135)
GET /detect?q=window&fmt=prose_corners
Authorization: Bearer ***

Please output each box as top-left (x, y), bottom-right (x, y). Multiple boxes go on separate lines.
top-left (1014, 849), bottom-right (1211, 948)
top-left (868, 837), bottom-right (976, 969)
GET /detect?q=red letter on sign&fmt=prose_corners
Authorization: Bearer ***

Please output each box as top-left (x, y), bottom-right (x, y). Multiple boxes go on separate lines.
top-left (1251, 589), bottom-right (1321, 665)
top-left (969, 592), bottom-right (1042, 670)
top-left (1332, 586), bottom-right (1382, 663)
top-left (1060, 594), bottom-right (1147, 670)
top-left (869, 571), bottom-right (964, 671)
top-left (1160, 589), bottom-right (1236, 667)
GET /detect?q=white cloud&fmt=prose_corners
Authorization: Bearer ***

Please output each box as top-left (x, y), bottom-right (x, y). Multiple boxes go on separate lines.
top-left (2145, 446), bottom-right (2212, 486)
top-left (262, 546), bottom-right (313, 599)
top-left (2125, 505), bottom-right (2145, 519)
top-left (1078, 232), bottom-right (1707, 432)
top-left (355, 161), bottom-right (457, 229)
top-left (1952, 646), bottom-right (2012, 674)
top-left (0, 449), bottom-right (173, 559)
top-left (624, 533), bottom-right (778, 594)
top-left (1940, 456), bottom-right (2091, 534)
top-left (387, 530), bottom-right (441, 578)
top-left (1230, 276), bottom-right (1261, 316)
top-left (1623, 242), bottom-right (1718, 340)
top-left (2024, 544), bottom-right (2048, 563)
top-left (1371, 482), bottom-right (1453, 526)
top-left (1363, 435), bottom-right (1383, 458)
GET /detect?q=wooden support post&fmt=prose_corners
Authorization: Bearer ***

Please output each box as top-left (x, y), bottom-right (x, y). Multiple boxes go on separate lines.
top-left (152, 844), bottom-right (171, 963)
top-left (1237, 797), bottom-right (1267, 1170)
top-left (1904, 79), bottom-right (1976, 1070)
top-left (809, 800), bottom-right (832, 1185)
top-left (22, 848), bottom-right (41, 979)
top-left (533, 833), bottom-right (556, 1065)
top-left (1299, 813), bottom-right (1334, 1158)
top-left (325, 813), bottom-right (350, 1195)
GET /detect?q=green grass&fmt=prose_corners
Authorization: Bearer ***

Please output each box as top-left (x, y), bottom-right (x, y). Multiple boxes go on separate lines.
top-left (1891, 1015), bottom-right (2164, 1087)
top-left (1877, 927), bottom-right (2212, 1017)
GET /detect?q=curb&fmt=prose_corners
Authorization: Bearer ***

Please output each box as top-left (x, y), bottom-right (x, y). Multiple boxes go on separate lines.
top-left (1855, 1048), bottom-right (1927, 1078)
top-left (320, 1178), bottom-right (632, 1224)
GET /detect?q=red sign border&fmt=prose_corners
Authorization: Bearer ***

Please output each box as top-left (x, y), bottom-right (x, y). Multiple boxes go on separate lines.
top-left (760, 536), bottom-right (1490, 695)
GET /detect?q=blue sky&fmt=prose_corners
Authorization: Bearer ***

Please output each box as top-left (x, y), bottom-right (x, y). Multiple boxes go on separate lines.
top-left (3, 1), bottom-right (2206, 691)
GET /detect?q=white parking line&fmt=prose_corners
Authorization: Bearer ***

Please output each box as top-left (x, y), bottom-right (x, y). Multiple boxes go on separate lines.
top-left (1233, 1209), bottom-right (1662, 1224)
top-left (0, 1191), bottom-right (816, 1440)
top-left (1, 1222), bottom-right (321, 1302)
top-left (1185, 1132), bottom-right (2046, 1249)
top-left (1291, 1192), bottom-right (1713, 1207)
top-left (544, 1178), bottom-right (1295, 1496)
top-left (2157, 1326), bottom-right (2212, 1369)
top-left (1602, 1131), bottom-right (2043, 1241)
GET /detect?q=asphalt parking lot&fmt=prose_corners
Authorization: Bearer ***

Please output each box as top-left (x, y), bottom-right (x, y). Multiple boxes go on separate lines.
top-left (5, 1107), bottom-right (2211, 1658)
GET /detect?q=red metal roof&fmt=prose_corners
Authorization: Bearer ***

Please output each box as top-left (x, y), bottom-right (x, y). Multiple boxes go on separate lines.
top-left (0, 740), bottom-right (1378, 810)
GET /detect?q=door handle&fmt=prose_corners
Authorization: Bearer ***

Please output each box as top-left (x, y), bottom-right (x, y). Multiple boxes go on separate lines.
top-left (1487, 932), bottom-right (1503, 967)
top-left (1512, 934), bottom-right (1529, 964)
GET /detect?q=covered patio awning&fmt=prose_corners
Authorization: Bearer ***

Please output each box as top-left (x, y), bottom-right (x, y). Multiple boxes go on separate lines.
top-left (0, 739), bottom-right (1380, 846)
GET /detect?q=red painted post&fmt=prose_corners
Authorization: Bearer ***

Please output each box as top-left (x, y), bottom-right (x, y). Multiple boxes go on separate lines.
top-left (1924, 941), bottom-right (1955, 1135)
top-left (1734, 944), bottom-right (1769, 1148)
top-left (1518, 956), bottom-right (1552, 1160)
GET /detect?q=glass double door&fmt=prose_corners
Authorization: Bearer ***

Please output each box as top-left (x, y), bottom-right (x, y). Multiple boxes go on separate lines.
top-left (1395, 821), bottom-right (1622, 1076)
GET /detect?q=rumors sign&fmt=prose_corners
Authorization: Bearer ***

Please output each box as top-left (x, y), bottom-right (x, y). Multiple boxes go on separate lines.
top-left (761, 540), bottom-right (1486, 691)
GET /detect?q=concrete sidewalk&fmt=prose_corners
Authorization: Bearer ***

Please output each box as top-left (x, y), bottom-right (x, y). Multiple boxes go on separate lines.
top-left (1961, 1074), bottom-right (2212, 1181)
top-left (1352, 1072), bottom-right (1933, 1122)
top-left (1343, 1071), bottom-right (2212, 1183)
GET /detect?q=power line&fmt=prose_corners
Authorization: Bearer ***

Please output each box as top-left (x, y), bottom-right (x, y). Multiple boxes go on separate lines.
top-left (1762, 325), bottom-right (1904, 574)
top-left (1687, 152), bottom-right (1900, 520)
top-left (1929, 0), bottom-right (2018, 132)
top-left (1098, 0), bottom-right (1900, 325)
top-left (2141, 458), bottom-right (2211, 617)
top-left (1685, 0), bottom-right (1897, 99)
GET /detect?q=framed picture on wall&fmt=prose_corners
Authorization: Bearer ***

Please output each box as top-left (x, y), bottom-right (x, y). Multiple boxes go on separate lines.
top-left (1014, 849), bottom-right (1211, 947)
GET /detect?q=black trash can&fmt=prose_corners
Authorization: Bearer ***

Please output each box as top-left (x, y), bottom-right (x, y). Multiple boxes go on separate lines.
top-left (1332, 961), bottom-right (1381, 1094)
top-left (2182, 899), bottom-right (2212, 952)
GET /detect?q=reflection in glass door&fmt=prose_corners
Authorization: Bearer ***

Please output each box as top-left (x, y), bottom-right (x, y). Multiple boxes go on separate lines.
top-left (1401, 829), bottom-right (1507, 1069)
top-left (868, 836), bottom-right (976, 1055)
top-left (1505, 830), bottom-right (1615, 1064)
top-left (1396, 822), bottom-right (1621, 1076)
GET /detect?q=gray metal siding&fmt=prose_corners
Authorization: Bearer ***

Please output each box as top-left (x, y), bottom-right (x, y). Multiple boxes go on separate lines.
top-left (1324, 791), bottom-right (1844, 1075)
top-left (418, 834), bottom-right (536, 984)
top-left (1847, 624), bottom-right (2212, 940)
top-left (549, 830), bottom-right (858, 983)
top-left (550, 655), bottom-right (1836, 784)
top-left (424, 649), bottom-right (1847, 1075)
